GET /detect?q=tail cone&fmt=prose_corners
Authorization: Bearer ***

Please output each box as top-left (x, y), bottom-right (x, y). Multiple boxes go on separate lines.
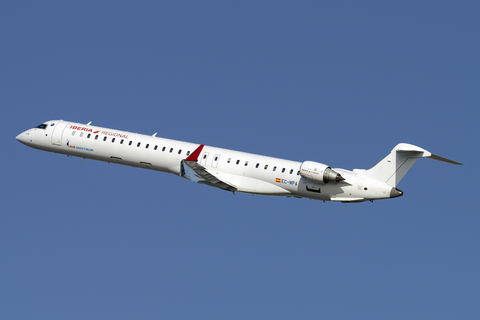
top-left (390, 187), bottom-right (403, 198)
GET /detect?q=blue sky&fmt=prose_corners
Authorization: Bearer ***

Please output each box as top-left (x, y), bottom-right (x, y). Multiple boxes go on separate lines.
top-left (2, 1), bottom-right (479, 319)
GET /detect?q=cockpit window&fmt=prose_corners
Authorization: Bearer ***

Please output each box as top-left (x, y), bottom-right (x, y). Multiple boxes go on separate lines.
top-left (36, 124), bottom-right (47, 129)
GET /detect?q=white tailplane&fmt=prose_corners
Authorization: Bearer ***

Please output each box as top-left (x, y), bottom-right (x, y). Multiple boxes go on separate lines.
top-left (354, 143), bottom-right (463, 187)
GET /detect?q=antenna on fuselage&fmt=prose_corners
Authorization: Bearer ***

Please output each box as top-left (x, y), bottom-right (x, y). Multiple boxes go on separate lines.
top-left (87, 121), bottom-right (92, 125)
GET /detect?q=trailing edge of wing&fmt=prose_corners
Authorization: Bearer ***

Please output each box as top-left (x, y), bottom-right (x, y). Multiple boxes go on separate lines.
top-left (181, 160), bottom-right (237, 192)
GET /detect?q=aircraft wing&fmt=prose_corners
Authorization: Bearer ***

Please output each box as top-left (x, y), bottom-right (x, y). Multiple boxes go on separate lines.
top-left (180, 144), bottom-right (237, 192)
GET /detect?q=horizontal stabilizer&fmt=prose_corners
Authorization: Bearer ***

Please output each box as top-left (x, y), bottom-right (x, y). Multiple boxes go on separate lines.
top-left (396, 143), bottom-right (463, 164)
top-left (427, 154), bottom-right (463, 165)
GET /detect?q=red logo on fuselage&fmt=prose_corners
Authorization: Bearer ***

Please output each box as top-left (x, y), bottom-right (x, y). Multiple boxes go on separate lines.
top-left (70, 125), bottom-right (100, 133)
top-left (70, 125), bottom-right (127, 138)
top-left (101, 130), bottom-right (129, 139)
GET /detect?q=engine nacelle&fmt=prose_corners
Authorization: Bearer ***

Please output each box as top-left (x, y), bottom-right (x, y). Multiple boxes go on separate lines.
top-left (299, 161), bottom-right (345, 184)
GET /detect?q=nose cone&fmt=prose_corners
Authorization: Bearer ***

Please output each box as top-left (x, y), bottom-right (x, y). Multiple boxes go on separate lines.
top-left (16, 131), bottom-right (30, 145)
top-left (390, 187), bottom-right (404, 198)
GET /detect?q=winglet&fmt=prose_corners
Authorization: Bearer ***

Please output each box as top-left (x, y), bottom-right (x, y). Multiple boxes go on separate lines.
top-left (186, 144), bottom-right (205, 162)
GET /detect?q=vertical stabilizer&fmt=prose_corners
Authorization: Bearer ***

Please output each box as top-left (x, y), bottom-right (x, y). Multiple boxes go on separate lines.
top-left (356, 143), bottom-right (462, 187)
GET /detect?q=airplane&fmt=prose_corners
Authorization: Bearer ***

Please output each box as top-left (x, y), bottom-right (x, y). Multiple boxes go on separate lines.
top-left (16, 120), bottom-right (463, 203)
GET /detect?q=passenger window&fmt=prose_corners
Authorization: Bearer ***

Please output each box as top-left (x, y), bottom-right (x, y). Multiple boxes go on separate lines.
top-left (80, 132), bottom-right (84, 137)
top-left (203, 154), bottom-right (207, 159)
top-left (282, 168), bottom-right (285, 173)
top-left (103, 136), bottom-right (107, 141)
top-left (245, 161), bottom-right (248, 166)
top-left (186, 151), bottom-right (191, 156)
top-left (129, 141), bottom-right (133, 146)
top-left (290, 169), bottom-right (293, 174)
top-left (178, 149), bottom-right (182, 154)
top-left (137, 142), bottom-right (141, 147)
top-left (87, 133), bottom-right (91, 138)
top-left (146, 144), bottom-right (149, 149)
top-left (154, 145), bottom-right (158, 150)
top-left (120, 139), bottom-right (124, 144)
top-left (170, 148), bottom-right (173, 153)
top-left (72, 131), bottom-right (75, 136)
top-left (297, 171), bottom-right (300, 175)
top-left (256, 163), bottom-right (259, 168)
top-left (273, 166), bottom-right (277, 171)
top-left (264, 165), bottom-right (268, 170)
top-left (162, 147), bottom-right (166, 151)
top-left (214, 156), bottom-right (218, 161)
top-left (227, 158), bottom-right (231, 163)
top-left (112, 138), bottom-right (115, 143)
top-left (236, 160), bottom-right (240, 165)
top-left (95, 135), bottom-right (99, 140)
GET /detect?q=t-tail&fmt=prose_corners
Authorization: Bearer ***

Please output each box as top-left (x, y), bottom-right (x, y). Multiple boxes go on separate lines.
top-left (354, 143), bottom-right (463, 188)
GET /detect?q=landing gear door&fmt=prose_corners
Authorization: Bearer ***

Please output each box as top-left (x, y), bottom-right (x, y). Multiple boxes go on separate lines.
top-left (51, 121), bottom-right (70, 146)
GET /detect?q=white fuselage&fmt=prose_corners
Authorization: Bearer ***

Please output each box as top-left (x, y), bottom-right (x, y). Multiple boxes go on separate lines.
top-left (16, 120), bottom-right (396, 202)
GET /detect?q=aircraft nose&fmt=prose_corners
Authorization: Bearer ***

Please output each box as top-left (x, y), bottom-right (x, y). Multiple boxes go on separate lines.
top-left (16, 131), bottom-right (30, 145)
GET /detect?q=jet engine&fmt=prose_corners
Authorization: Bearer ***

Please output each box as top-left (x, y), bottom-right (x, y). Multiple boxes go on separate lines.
top-left (299, 161), bottom-right (345, 184)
